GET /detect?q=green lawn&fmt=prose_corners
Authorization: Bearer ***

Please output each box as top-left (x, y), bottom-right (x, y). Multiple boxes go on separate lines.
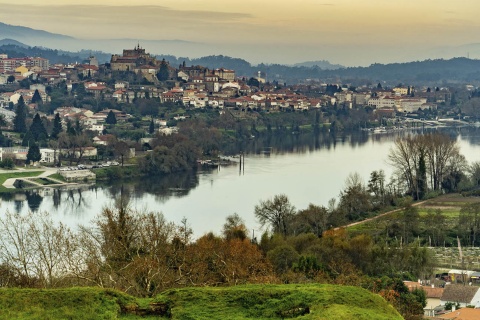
top-left (0, 284), bottom-right (402, 320)
top-left (47, 173), bottom-right (66, 182)
top-left (0, 171), bottom-right (43, 192)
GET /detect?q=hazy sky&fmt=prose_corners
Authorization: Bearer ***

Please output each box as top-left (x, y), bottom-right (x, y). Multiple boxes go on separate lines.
top-left (1, 0), bottom-right (480, 66)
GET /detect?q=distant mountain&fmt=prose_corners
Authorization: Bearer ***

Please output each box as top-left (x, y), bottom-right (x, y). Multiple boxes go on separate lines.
top-left (0, 38), bottom-right (29, 48)
top-left (0, 22), bottom-right (73, 40)
top-left (294, 60), bottom-right (344, 70)
top-left (320, 57), bottom-right (480, 84)
top-left (0, 43), bottom-right (84, 64)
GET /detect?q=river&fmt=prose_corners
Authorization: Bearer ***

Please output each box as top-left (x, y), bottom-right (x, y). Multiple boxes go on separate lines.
top-left (2, 127), bottom-right (480, 237)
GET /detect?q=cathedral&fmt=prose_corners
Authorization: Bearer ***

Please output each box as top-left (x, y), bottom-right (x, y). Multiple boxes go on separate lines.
top-left (110, 44), bottom-right (160, 72)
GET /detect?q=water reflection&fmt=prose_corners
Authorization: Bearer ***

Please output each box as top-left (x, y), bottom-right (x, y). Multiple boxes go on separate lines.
top-left (92, 169), bottom-right (200, 203)
top-left (26, 191), bottom-right (43, 212)
top-left (1, 127), bottom-right (480, 233)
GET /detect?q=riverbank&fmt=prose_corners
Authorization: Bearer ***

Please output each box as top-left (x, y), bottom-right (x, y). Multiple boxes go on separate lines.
top-left (0, 167), bottom-right (85, 192)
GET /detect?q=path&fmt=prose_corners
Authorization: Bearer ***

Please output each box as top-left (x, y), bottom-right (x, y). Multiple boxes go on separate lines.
top-left (334, 200), bottom-right (429, 231)
top-left (2, 167), bottom-right (73, 189)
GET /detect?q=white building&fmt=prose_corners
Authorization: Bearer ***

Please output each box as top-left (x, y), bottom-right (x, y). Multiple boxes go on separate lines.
top-left (40, 148), bottom-right (58, 163)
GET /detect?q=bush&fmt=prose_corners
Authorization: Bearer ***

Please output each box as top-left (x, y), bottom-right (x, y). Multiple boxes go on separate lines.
top-left (0, 158), bottom-right (15, 169)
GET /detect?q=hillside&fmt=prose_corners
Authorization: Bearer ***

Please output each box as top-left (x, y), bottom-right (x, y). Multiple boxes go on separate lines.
top-left (0, 284), bottom-right (402, 320)
top-left (0, 22), bottom-right (73, 41)
top-left (0, 41), bottom-right (111, 64)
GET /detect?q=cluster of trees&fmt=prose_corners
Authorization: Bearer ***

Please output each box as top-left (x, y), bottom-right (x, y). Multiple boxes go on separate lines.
top-left (138, 137), bottom-right (200, 175)
top-left (0, 205), bottom-right (427, 319)
top-left (388, 133), bottom-right (466, 199)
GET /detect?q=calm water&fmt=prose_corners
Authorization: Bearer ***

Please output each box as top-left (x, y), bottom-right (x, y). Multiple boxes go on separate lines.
top-left (2, 127), bottom-right (480, 237)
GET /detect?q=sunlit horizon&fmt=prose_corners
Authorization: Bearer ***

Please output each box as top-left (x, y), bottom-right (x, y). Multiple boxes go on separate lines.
top-left (0, 0), bottom-right (479, 66)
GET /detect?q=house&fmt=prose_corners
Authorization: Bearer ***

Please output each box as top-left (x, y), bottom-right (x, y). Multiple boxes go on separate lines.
top-left (97, 109), bottom-right (130, 122)
top-left (93, 134), bottom-right (115, 146)
top-left (437, 307), bottom-right (480, 319)
top-left (441, 284), bottom-right (480, 308)
top-left (404, 281), bottom-right (444, 317)
top-left (74, 146), bottom-right (97, 158)
top-left (40, 148), bottom-right (58, 163)
top-left (0, 147), bottom-right (28, 161)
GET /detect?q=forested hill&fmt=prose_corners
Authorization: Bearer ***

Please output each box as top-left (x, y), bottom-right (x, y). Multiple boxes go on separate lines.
top-left (0, 41), bottom-right (111, 64)
top-left (2, 40), bottom-right (479, 84)
top-left (159, 55), bottom-right (480, 84)
top-left (323, 57), bottom-right (480, 84)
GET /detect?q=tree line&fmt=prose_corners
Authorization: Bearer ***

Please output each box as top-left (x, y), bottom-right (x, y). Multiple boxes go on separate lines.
top-left (0, 203), bottom-right (427, 319)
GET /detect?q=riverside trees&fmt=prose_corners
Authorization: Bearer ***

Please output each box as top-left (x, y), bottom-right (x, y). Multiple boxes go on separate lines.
top-left (388, 133), bottom-right (465, 200)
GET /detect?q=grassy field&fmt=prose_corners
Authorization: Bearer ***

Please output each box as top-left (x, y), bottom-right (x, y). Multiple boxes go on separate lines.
top-left (347, 194), bottom-right (480, 269)
top-left (348, 194), bottom-right (479, 235)
top-left (0, 171), bottom-right (43, 192)
top-left (0, 284), bottom-right (402, 320)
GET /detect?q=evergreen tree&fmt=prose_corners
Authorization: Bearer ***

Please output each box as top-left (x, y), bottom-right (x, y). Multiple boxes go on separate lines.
top-left (156, 59), bottom-right (170, 81)
top-left (26, 144), bottom-right (42, 164)
top-left (0, 129), bottom-right (11, 147)
top-left (75, 119), bottom-right (83, 135)
top-left (66, 119), bottom-right (76, 136)
top-left (31, 89), bottom-right (42, 104)
top-left (106, 110), bottom-right (117, 125)
top-left (51, 113), bottom-right (63, 139)
top-left (149, 118), bottom-right (155, 134)
top-left (13, 96), bottom-right (27, 133)
top-left (22, 130), bottom-right (35, 147)
top-left (29, 113), bottom-right (48, 141)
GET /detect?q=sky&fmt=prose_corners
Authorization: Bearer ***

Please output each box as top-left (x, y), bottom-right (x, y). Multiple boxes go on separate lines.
top-left (1, 0), bottom-right (480, 66)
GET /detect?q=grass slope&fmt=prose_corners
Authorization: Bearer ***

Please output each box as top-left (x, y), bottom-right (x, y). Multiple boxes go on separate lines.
top-left (154, 284), bottom-right (402, 320)
top-left (0, 285), bottom-right (402, 320)
top-left (0, 171), bottom-right (43, 192)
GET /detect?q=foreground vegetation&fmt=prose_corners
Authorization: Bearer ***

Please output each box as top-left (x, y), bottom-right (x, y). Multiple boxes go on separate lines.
top-left (0, 285), bottom-right (402, 320)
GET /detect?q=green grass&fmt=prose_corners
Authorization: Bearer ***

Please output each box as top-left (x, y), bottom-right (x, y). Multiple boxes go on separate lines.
top-left (30, 177), bottom-right (57, 185)
top-left (153, 284), bottom-right (402, 320)
top-left (0, 171), bottom-right (43, 192)
top-left (47, 173), bottom-right (66, 182)
top-left (0, 284), bottom-right (402, 320)
top-left (93, 165), bottom-right (140, 181)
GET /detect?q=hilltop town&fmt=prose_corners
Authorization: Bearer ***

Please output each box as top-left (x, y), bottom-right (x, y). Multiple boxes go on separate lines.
top-left (0, 45), bottom-right (473, 172)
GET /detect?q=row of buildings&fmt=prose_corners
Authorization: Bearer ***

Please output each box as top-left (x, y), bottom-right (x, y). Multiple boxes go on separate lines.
top-left (0, 46), bottom-right (451, 125)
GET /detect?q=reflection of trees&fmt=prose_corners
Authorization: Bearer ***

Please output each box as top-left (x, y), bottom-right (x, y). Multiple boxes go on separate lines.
top-left (64, 188), bottom-right (90, 214)
top-left (223, 130), bottom-right (372, 155)
top-left (52, 189), bottom-right (61, 209)
top-left (26, 191), bottom-right (43, 212)
top-left (14, 200), bottom-right (23, 213)
top-left (0, 193), bottom-right (14, 202)
top-left (95, 170), bottom-right (199, 204)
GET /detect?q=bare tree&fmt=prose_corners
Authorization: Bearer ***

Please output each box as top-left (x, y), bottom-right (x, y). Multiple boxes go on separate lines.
top-left (114, 141), bottom-right (130, 166)
top-left (254, 194), bottom-right (296, 237)
top-left (0, 211), bottom-right (74, 288)
top-left (388, 133), bottom-right (462, 199)
top-left (0, 211), bottom-right (35, 285)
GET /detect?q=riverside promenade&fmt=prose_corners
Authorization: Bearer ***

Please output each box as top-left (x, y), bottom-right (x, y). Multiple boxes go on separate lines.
top-left (1, 167), bottom-right (69, 189)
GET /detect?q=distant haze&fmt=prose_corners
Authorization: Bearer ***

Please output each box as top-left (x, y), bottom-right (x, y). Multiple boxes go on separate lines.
top-left (1, 0), bottom-right (480, 66)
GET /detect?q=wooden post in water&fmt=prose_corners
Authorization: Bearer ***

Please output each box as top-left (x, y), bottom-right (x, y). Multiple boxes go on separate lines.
top-left (239, 152), bottom-right (244, 175)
